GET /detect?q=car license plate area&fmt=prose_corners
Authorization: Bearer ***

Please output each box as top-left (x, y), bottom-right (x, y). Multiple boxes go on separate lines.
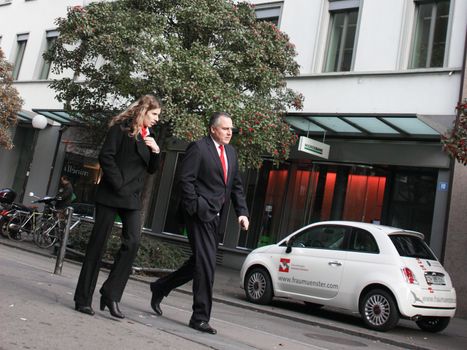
top-left (425, 272), bottom-right (445, 285)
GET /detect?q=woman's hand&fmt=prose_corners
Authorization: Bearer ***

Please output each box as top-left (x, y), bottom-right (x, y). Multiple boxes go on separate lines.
top-left (144, 136), bottom-right (160, 153)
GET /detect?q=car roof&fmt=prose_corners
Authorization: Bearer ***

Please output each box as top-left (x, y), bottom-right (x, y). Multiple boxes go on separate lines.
top-left (304, 220), bottom-right (425, 239)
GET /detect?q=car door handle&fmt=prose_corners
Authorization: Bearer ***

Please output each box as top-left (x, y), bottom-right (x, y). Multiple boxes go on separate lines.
top-left (328, 261), bottom-right (342, 266)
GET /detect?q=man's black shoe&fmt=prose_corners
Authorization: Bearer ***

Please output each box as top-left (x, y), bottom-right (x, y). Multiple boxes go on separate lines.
top-left (150, 287), bottom-right (163, 316)
top-left (189, 320), bottom-right (217, 335)
top-left (75, 303), bottom-right (95, 316)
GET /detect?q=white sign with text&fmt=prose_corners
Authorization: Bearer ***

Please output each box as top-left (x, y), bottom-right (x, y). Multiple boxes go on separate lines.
top-left (298, 136), bottom-right (330, 159)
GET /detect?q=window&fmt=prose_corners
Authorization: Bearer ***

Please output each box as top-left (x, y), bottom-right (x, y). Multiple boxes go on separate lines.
top-left (291, 225), bottom-right (347, 250)
top-left (390, 234), bottom-right (436, 260)
top-left (254, 3), bottom-right (283, 26)
top-left (39, 30), bottom-right (58, 80)
top-left (410, 0), bottom-right (450, 68)
top-left (13, 33), bottom-right (29, 80)
top-left (349, 228), bottom-right (379, 253)
top-left (324, 1), bottom-right (360, 72)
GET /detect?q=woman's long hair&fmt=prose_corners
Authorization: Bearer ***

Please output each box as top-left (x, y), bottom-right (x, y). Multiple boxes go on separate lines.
top-left (109, 95), bottom-right (161, 138)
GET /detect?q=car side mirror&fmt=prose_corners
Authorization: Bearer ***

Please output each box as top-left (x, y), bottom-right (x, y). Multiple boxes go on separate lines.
top-left (286, 239), bottom-right (293, 254)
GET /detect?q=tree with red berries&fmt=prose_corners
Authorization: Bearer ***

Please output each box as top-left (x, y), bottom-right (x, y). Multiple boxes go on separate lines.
top-left (442, 101), bottom-right (467, 165)
top-left (46, 0), bottom-right (303, 168)
top-left (0, 48), bottom-right (23, 150)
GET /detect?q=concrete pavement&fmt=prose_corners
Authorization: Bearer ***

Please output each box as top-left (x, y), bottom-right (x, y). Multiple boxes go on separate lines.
top-left (0, 237), bottom-right (466, 350)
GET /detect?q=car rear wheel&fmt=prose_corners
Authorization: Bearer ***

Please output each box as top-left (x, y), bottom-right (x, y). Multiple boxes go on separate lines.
top-left (244, 267), bottom-right (273, 305)
top-left (416, 317), bottom-right (450, 333)
top-left (360, 289), bottom-right (399, 331)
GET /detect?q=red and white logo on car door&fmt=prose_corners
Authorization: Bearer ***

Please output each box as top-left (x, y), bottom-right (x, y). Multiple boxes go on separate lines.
top-left (279, 258), bottom-right (290, 273)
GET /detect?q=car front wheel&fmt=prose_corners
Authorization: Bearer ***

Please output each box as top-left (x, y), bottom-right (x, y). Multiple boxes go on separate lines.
top-left (416, 317), bottom-right (450, 333)
top-left (244, 267), bottom-right (273, 305)
top-left (360, 289), bottom-right (399, 332)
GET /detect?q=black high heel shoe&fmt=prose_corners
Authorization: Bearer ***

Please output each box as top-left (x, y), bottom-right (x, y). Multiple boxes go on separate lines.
top-left (75, 303), bottom-right (95, 316)
top-left (100, 296), bottom-right (125, 319)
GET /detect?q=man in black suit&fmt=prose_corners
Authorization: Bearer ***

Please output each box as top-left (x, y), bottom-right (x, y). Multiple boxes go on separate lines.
top-left (150, 112), bottom-right (249, 335)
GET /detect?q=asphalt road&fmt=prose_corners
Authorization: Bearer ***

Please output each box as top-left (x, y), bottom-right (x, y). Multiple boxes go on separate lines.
top-left (0, 244), bottom-right (414, 350)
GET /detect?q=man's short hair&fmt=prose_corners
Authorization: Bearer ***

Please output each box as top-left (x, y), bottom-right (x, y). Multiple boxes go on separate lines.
top-left (208, 112), bottom-right (231, 128)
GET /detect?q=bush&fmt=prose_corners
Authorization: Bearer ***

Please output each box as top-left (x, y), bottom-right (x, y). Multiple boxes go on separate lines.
top-left (67, 221), bottom-right (186, 270)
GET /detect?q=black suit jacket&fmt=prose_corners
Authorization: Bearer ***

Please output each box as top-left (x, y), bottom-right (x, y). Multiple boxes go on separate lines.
top-left (179, 136), bottom-right (248, 222)
top-left (94, 122), bottom-right (160, 210)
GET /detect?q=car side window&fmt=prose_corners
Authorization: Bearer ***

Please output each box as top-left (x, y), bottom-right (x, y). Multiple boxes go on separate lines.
top-left (291, 225), bottom-right (347, 250)
top-left (349, 228), bottom-right (379, 254)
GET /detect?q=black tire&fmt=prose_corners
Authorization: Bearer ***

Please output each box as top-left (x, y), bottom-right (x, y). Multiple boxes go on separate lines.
top-left (360, 289), bottom-right (399, 332)
top-left (6, 215), bottom-right (25, 241)
top-left (0, 217), bottom-right (8, 237)
top-left (34, 219), bottom-right (60, 248)
top-left (416, 317), bottom-right (450, 333)
top-left (244, 267), bottom-right (273, 305)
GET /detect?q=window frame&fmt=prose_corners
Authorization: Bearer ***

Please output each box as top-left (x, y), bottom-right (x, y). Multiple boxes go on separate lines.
top-left (323, 1), bottom-right (361, 72)
top-left (409, 0), bottom-right (451, 69)
top-left (254, 1), bottom-right (283, 27)
top-left (12, 33), bottom-right (29, 80)
top-left (38, 30), bottom-right (59, 80)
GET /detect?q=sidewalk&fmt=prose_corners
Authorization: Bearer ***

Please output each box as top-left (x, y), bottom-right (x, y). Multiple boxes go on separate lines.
top-left (1, 237), bottom-right (466, 350)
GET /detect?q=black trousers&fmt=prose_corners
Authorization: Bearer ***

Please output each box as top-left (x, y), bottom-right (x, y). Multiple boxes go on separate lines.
top-left (74, 203), bottom-right (141, 306)
top-left (151, 215), bottom-right (220, 323)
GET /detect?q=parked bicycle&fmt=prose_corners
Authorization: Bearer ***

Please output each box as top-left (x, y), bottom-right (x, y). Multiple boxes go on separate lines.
top-left (5, 192), bottom-right (65, 248)
top-left (1, 189), bottom-right (36, 239)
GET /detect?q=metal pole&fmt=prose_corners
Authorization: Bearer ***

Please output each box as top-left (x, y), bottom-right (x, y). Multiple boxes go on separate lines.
top-left (54, 206), bottom-right (73, 275)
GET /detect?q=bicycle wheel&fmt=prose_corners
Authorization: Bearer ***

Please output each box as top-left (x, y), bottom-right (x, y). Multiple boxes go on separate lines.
top-left (34, 218), bottom-right (60, 248)
top-left (0, 216), bottom-right (8, 237)
top-left (6, 214), bottom-right (27, 241)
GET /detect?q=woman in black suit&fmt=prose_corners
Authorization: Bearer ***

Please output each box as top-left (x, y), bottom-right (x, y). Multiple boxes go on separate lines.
top-left (74, 95), bottom-right (161, 318)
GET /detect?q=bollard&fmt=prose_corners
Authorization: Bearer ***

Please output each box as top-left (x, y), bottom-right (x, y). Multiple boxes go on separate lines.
top-left (54, 206), bottom-right (73, 275)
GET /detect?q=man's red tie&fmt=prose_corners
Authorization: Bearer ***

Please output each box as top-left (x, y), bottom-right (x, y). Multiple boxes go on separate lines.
top-left (219, 145), bottom-right (227, 183)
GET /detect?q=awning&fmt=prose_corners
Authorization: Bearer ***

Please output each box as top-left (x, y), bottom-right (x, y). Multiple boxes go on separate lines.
top-left (16, 109), bottom-right (36, 123)
top-left (286, 114), bottom-right (456, 140)
top-left (16, 109), bottom-right (78, 126)
top-left (32, 109), bottom-right (77, 126)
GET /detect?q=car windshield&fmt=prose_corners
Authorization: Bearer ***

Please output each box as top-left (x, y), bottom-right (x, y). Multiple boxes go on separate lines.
top-left (389, 234), bottom-right (437, 260)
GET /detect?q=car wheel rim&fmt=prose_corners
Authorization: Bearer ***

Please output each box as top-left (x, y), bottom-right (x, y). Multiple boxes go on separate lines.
top-left (364, 294), bottom-right (391, 326)
top-left (247, 272), bottom-right (266, 300)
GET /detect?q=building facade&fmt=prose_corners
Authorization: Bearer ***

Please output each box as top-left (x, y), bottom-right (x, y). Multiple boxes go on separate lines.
top-left (1, 0), bottom-right (466, 316)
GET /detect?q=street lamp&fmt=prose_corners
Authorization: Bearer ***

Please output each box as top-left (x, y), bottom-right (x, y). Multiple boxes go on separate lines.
top-left (32, 114), bottom-right (48, 129)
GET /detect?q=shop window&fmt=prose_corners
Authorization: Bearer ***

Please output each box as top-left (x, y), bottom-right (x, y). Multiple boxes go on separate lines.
top-left (410, 0), bottom-right (450, 68)
top-left (324, 1), bottom-right (360, 72)
top-left (281, 163), bottom-right (388, 237)
top-left (142, 152), bottom-right (166, 228)
top-left (384, 170), bottom-right (437, 242)
top-left (13, 33), bottom-right (29, 80)
top-left (61, 152), bottom-right (101, 214)
top-left (343, 174), bottom-right (386, 222)
top-left (285, 168), bottom-right (320, 233)
top-left (237, 161), bottom-right (289, 249)
top-left (164, 153), bottom-right (186, 236)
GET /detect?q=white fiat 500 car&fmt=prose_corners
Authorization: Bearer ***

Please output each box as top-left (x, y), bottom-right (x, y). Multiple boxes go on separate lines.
top-left (240, 221), bottom-right (456, 332)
